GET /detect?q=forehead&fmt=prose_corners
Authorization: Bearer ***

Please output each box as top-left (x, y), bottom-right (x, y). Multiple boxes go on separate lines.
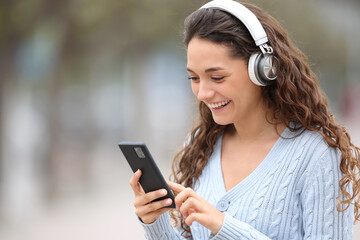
top-left (187, 38), bottom-right (246, 71)
top-left (187, 38), bottom-right (229, 56)
top-left (187, 38), bottom-right (233, 67)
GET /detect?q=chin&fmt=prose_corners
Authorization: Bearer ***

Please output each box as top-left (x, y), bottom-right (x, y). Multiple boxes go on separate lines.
top-left (212, 116), bottom-right (232, 126)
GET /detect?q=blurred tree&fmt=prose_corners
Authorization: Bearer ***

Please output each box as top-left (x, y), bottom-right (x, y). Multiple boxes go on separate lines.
top-left (0, 0), bottom-right (205, 211)
top-left (0, 0), bottom-right (42, 219)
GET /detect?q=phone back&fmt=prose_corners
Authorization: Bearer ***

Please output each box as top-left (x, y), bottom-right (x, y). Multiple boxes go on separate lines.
top-left (119, 142), bottom-right (175, 208)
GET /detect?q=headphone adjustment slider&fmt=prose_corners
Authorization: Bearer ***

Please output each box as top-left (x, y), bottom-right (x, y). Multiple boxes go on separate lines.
top-left (259, 44), bottom-right (274, 55)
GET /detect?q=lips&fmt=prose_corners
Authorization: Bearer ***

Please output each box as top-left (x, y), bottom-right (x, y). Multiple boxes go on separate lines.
top-left (207, 100), bottom-right (231, 109)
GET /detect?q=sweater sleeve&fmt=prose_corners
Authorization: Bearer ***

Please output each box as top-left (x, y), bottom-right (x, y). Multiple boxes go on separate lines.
top-left (210, 213), bottom-right (271, 240)
top-left (140, 211), bottom-right (272, 240)
top-left (301, 147), bottom-right (353, 239)
top-left (140, 212), bottom-right (189, 240)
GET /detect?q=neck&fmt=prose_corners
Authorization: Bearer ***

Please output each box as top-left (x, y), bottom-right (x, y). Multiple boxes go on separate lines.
top-left (228, 106), bottom-right (285, 144)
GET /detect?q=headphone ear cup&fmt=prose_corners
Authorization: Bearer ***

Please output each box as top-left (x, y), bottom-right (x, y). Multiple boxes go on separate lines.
top-left (258, 54), bottom-right (277, 82)
top-left (248, 53), bottom-right (277, 86)
top-left (248, 53), bottom-right (265, 86)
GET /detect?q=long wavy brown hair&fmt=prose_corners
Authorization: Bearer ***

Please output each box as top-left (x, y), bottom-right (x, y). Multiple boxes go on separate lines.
top-left (170, 1), bottom-right (360, 237)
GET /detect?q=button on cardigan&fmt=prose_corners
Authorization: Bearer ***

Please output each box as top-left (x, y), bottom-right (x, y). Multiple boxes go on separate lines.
top-left (140, 127), bottom-right (354, 239)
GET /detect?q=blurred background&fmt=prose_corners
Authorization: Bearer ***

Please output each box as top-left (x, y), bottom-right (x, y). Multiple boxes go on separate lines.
top-left (0, 0), bottom-right (359, 239)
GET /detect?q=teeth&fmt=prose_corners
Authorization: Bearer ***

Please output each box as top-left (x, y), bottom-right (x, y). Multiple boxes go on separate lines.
top-left (208, 100), bottom-right (230, 109)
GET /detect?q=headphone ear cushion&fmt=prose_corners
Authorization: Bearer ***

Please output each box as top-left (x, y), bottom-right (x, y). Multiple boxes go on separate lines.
top-left (248, 53), bottom-right (265, 86)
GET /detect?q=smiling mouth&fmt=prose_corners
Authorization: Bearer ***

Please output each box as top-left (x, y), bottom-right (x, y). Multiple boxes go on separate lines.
top-left (207, 100), bottom-right (231, 109)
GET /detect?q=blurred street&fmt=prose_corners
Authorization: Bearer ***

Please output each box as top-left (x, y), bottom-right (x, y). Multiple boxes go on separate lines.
top-left (1, 0), bottom-right (360, 239)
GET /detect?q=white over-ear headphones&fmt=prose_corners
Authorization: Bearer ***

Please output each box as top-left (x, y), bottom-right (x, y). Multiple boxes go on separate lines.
top-left (200, 0), bottom-right (277, 86)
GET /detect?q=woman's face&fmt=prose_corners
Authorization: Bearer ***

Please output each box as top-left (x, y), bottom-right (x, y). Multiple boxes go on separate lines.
top-left (187, 37), bottom-right (265, 126)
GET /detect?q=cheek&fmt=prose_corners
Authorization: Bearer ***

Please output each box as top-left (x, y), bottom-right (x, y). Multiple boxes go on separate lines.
top-left (236, 88), bottom-right (263, 110)
top-left (230, 82), bottom-right (261, 106)
top-left (191, 82), bottom-right (198, 96)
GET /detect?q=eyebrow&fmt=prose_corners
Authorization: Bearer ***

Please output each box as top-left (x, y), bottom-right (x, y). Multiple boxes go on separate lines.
top-left (187, 67), bottom-right (225, 73)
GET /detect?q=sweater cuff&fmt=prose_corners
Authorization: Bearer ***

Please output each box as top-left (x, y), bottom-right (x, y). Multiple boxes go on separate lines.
top-left (139, 212), bottom-right (174, 239)
top-left (211, 213), bottom-right (270, 240)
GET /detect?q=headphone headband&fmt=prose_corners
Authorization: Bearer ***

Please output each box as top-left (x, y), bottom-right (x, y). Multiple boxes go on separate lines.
top-left (199, 0), bottom-right (277, 86)
top-left (200, 0), bottom-right (268, 46)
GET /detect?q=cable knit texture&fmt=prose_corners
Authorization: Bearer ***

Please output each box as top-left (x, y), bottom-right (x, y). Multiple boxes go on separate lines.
top-left (140, 127), bottom-right (354, 239)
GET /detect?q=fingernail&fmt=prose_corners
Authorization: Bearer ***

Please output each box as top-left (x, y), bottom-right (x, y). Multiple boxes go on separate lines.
top-left (160, 189), bottom-right (167, 195)
top-left (165, 199), bottom-right (172, 205)
top-left (135, 169), bottom-right (140, 175)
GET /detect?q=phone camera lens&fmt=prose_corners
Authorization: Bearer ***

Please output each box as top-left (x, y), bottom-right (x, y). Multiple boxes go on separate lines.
top-left (134, 147), bottom-right (146, 158)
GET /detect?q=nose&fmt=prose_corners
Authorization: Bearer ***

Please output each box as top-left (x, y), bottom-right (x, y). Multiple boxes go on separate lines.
top-left (193, 80), bottom-right (215, 102)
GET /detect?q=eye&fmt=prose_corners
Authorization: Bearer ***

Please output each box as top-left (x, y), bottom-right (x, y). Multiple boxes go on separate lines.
top-left (211, 76), bottom-right (225, 81)
top-left (187, 76), bottom-right (199, 81)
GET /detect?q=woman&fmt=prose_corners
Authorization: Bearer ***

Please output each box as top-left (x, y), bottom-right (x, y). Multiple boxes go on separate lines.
top-left (129, 0), bottom-right (360, 239)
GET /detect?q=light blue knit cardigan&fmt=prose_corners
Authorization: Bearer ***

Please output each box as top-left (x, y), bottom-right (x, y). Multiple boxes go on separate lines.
top-left (140, 127), bottom-right (353, 239)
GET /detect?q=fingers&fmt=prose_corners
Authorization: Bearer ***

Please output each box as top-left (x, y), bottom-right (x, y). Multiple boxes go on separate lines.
top-left (167, 183), bottom-right (197, 212)
top-left (174, 187), bottom-right (195, 209)
top-left (179, 197), bottom-right (224, 234)
top-left (135, 198), bottom-right (173, 218)
top-left (167, 180), bottom-right (185, 193)
top-left (135, 198), bottom-right (173, 224)
top-left (134, 189), bottom-right (168, 207)
top-left (179, 197), bottom-right (202, 218)
top-left (169, 185), bottom-right (224, 234)
top-left (129, 170), bottom-right (173, 224)
top-left (185, 212), bottom-right (201, 227)
top-left (139, 207), bottom-right (169, 224)
top-left (177, 196), bottom-right (203, 227)
top-left (129, 169), bottom-right (144, 196)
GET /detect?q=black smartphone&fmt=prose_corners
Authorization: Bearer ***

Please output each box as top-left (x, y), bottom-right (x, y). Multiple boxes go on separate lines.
top-left (118, 142), bottom-right (175, 208)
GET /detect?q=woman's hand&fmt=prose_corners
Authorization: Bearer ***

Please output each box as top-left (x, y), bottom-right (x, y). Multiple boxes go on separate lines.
top-left (167, 181), bottom-right (224, 235)
top-left (129, 170), bottom-right (173, 224)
